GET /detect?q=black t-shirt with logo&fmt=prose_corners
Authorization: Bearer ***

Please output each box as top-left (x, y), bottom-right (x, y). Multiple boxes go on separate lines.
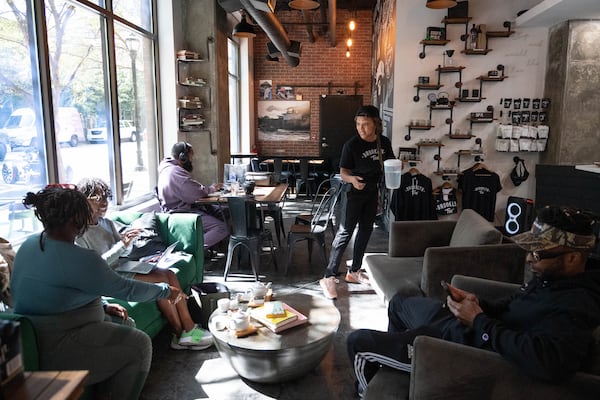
top-left (458, 168), bottom-right (502, 221)
top-left (435, 189), bottom-right (458, 215)
top-left (339, 134), bottom-right (395, 192)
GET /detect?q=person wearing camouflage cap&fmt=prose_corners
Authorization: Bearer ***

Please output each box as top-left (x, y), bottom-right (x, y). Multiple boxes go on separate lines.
top-left (347, 205), bottom-right (600, 397)
top-left (513, 205), bottom-right (598, 279)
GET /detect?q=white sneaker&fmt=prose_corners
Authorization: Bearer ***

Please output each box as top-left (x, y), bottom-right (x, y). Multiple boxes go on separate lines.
top-left (177, 327), bottom-right (214, 350)
top-left (170, 334), bottom-right (213, 350)
top-left (320, 276), bottom-right (338, 299)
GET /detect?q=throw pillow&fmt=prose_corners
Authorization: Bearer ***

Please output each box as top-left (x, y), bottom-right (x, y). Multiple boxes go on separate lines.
top-left (449, 209), bottom-right (502, 247)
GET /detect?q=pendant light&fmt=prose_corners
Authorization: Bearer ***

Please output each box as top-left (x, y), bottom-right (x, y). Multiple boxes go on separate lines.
top-left (426, 0), bottom-right (457, 9)
top-left (289, 0), bottom-right (320, 10)
top-left (233, 14), bottom-right (256, 38)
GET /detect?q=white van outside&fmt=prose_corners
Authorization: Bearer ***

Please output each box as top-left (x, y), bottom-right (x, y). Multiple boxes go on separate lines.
top-left (0, 107), bottom-right (85, 149)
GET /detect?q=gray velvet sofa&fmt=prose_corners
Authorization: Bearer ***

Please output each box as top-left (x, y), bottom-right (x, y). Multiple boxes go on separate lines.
top-left (363, 275), bottom-right (600, 400)
top-left (365, 209), bottom-right (526, 304)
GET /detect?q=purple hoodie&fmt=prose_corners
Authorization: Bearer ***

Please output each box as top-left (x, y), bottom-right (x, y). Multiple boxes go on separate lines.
top-left (157, 157), bottom-right (215, 212)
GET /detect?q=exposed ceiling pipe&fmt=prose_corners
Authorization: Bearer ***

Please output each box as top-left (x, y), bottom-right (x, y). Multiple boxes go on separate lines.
top-left (318, 0), bottom-right (328, 36)
top-left (302, 10), bottom-right (316, 43)
top-left (328, 0), bottom-right (336, 47)
top-left (240, 0), bottom-right (300, 67)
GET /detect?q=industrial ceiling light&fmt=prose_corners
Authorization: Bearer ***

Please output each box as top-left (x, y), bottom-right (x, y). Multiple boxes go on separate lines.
top-left (233, 14), bottom-right (256, 38)
top-left (289, 0), bottom-right (320, 10)
top-left (426, 0), bottom-right (457, 9)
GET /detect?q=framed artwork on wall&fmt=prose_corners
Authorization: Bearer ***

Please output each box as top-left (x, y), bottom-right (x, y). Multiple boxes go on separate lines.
top-left (260, 80), bottom-right (272, 100)
top-left (276, 85), bottom-right (295, 100)
top-left (257, 100), bottom-right (310, 141)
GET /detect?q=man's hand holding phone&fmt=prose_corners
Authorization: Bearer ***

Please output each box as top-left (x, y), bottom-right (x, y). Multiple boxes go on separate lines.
top-left (442, 280), bottom-right (483, 327)
top-left (441, 280), bottom-right (466, 302)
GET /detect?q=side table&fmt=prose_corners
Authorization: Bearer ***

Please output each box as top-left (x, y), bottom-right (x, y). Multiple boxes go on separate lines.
top-left (208, 292), bottom-right (340, 383)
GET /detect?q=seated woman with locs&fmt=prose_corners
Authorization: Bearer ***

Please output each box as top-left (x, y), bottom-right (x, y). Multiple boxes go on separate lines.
top-left (75, 177), bottom-right (213, 351)
top-left (10, 185), bottom-right (183, 399)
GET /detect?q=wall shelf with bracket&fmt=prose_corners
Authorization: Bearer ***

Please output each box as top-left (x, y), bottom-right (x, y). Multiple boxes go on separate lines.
top-left (413, 84), bottom-right (443, 102)
top-left (455, 138), bottom-right (484, 168)
top-left (405, 124), bottom-right (434, 141)
top-left (436, 66), bottom-right (465, 98)
top-left (428, 102), bottom-right (455, 135)
top-left (417, 141), bottom-right (444, 171)
top-left (419, 39), bottom-right (450, 59)
top-left (462, 48), bottom-right (493, 55)
top-left (456, 96), bottom-right (486, 103)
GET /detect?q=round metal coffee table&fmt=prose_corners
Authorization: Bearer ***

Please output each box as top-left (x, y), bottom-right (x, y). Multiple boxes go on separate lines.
top-left (208, 292), bottom-right (340, 383)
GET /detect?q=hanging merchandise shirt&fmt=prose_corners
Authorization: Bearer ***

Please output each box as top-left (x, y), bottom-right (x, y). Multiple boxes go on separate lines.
top-left (390, 172), bottom-right (437, 221)
top-left (458, 167), bottom-right (502, 222)
top-left (434, 187), bottom-right (458, 215)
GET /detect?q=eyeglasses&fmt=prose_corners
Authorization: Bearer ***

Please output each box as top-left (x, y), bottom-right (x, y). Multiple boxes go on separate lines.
top-left (87, 193), bottom-right (111, 203)
top-left (530, 250), bottom-right (574, 263)
top-left (45, 183), bottom-right (77, 190)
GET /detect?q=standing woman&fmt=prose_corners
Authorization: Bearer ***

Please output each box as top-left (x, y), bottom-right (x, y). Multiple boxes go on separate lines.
top-left (320, 105), bottom-right (395, 300)
top-left (10, 185), bottom-right (182, 399)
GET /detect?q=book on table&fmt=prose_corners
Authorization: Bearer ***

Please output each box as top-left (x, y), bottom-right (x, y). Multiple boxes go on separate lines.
top-left (251, 302), bottom-right (308, 333)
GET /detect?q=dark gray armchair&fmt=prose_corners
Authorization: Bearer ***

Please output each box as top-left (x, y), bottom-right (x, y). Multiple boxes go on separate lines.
top-left (363, 275), bottom-right (600, 400)
top-left (365, 209), bottom-right (526, 304)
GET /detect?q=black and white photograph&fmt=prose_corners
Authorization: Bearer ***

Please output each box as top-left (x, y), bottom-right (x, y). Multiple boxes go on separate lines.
top-left (257, 100), bottom-right (310, 141)
top-left (260, 80), bottom-right (272, 100)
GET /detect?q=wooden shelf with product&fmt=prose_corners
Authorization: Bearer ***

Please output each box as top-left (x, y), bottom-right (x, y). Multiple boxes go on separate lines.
top-left (447, 133), bottom-right (475, 140)
top-left (405, 124), bottom-right (434, 141)
top-left (456, 96), bottom-right (486, 103)
top-left (462, 48), bottom-right (492, 55)
top-left (419, 39), bottom-right (450, 59)
top-left (175, 44), bottom-right (217, 154)
top-left (413, 84), bottom-right (443, 102)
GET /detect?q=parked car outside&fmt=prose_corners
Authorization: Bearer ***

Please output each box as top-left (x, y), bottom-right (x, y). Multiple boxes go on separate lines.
top-left (87, 120), bottom-right (144, 143)
top-left (0, 107), bottom-right (85, 149)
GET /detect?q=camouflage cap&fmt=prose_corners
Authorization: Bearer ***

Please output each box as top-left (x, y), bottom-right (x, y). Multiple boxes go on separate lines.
top-left (513, 218), bottom-right (597, 252)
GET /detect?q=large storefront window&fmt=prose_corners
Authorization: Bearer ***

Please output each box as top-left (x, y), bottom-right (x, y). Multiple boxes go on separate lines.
top-left (0, 0), bottom-right (157, 242)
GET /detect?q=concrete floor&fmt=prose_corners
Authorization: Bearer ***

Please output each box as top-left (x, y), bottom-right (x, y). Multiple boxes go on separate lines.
top-left (140, 195), bottom-right (390, 400)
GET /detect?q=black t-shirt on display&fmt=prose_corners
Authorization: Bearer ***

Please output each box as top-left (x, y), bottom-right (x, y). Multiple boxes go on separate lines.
top-left (390, 172), bottom-right (437, 221)
top-left (458, 168), bottom-right (502, 222)
top-left (434, 188), bottom-right (458, 215)
top-left (339, 134), bottom-right (395, 192)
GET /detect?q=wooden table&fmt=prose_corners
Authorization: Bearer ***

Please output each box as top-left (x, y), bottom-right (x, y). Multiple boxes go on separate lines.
top-left (208, 292), bottom-right (340, 383)
top-left (10, 370), bottom-right (88, 400)
top-left (196, 183), bottom-right (288, 205)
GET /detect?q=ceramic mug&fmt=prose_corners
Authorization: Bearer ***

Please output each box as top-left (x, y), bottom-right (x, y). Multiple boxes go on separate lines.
top-left (229, 311), bottom-right (249, 331)
top-left (217, 298), bottom-right (230, 313)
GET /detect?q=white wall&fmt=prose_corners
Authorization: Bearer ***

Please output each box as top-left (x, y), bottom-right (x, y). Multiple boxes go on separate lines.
top-left (392, 0), bottom-right (549, 223)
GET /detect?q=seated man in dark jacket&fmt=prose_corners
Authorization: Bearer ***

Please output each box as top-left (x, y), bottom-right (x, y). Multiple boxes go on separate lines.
top-left (347, 205), bottom-right (600, 397)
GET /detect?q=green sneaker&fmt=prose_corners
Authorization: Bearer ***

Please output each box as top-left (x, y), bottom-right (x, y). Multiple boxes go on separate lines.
top-left (178, 327), bottom-right (213, 350)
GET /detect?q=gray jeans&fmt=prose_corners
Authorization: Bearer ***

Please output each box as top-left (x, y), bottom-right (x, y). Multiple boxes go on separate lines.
top-left (29, 298), bottom-right (152, 399)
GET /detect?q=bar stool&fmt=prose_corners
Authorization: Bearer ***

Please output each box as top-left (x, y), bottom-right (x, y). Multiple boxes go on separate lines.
top-left (224, 196), bottom-right (277, 281)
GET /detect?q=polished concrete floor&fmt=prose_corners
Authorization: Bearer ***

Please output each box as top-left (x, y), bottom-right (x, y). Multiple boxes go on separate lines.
top-left (140, 195), bottom-right (390, 400)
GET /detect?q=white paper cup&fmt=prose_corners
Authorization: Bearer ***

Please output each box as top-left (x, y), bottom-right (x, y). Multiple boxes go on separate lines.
top-left (217, 298), bottom-right (230, 313)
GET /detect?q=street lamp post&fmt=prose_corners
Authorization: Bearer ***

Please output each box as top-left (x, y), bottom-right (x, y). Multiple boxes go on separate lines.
top-left (126, 35), bottom-right (145, 171)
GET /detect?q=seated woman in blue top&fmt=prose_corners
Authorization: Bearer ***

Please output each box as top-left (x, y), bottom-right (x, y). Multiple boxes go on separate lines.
top-left (10, 185), bottom-right (182, 399)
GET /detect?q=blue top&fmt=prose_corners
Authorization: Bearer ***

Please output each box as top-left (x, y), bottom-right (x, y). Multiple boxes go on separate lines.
top-left (11, 233), bottom-right (170, 315)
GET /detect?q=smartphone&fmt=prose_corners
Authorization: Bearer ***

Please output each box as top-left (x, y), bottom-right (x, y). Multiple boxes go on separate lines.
top-left (441, 280), bottom-right (458, 301)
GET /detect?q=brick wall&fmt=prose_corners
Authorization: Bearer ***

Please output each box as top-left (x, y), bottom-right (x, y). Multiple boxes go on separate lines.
top-left (253, 9), bottom-right (373, 157)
